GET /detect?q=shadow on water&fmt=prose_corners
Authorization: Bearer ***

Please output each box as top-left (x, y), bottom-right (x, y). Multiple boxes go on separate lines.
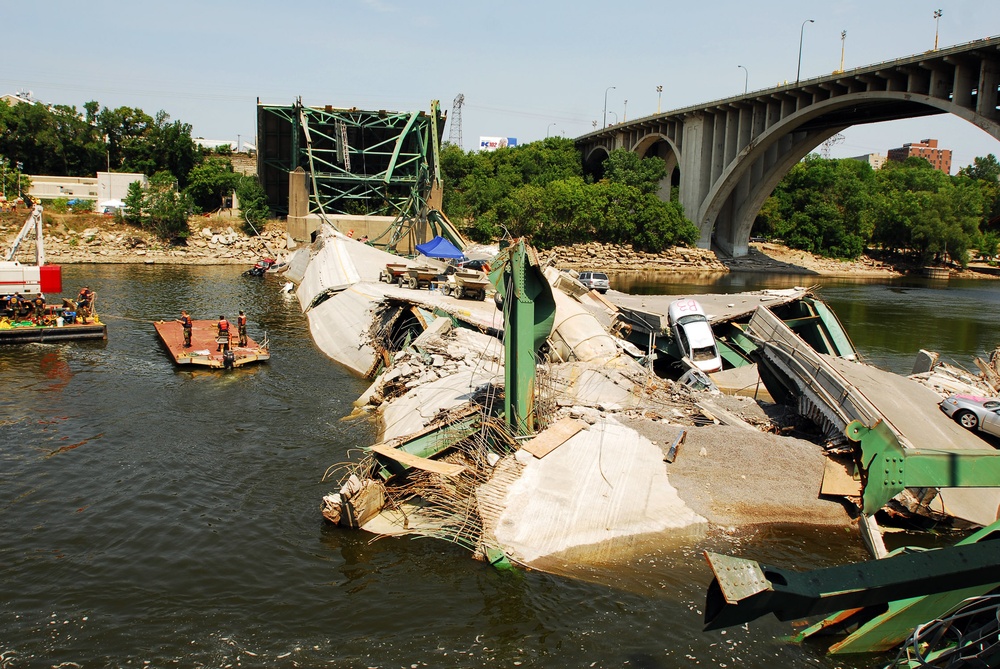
top-left (0, 264), bottom-right (924, 668)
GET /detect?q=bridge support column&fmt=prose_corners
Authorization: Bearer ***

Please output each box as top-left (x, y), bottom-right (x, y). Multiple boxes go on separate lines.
top-left (679, 114), bottom-right (713, 250)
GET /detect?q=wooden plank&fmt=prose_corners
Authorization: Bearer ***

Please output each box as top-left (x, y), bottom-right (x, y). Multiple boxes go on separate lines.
top-left (696, 400), bottom-right (760, 431)
top-left (664, 429), bottom-right (687, 463)
top-left (521, 417), bottom-right (586, 458)
top-left (369, 442), bottom-right (466, 476)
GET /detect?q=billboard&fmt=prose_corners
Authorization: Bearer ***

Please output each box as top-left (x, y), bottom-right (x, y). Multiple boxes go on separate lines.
top-left (479, 136), bottom-right (518, 152)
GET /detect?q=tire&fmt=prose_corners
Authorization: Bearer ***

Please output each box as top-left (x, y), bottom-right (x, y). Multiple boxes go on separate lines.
top-left (398, 276), bottom-right (407, 288)
top-left (408, 276), bottom-right (418, 289)
top-left (455, 286), bottom-right (464, 299)
top-left (955, 410), bottom-right (979, 431)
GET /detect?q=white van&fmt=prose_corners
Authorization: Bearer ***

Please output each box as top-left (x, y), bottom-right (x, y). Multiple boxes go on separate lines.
top-left (667, 298), bottom-right (723, 374)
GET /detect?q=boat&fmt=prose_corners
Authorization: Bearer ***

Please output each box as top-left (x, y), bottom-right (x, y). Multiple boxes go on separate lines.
top-left (1, 205), bottom-right (107, 343)
top-left (153, 319), bottom-right (269, 369)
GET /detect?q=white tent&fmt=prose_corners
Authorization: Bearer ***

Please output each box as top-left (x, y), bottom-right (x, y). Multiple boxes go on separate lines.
top-left (97, 199), bottom-right (126, 212)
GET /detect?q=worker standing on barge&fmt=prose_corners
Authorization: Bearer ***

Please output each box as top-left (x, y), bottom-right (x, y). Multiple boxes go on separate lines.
top-left (216, 315), bottom-right (231, 351)
top-left (178, 310), bottom-right (193, 347)
top-left (237, 310), bottom-right (248, 347)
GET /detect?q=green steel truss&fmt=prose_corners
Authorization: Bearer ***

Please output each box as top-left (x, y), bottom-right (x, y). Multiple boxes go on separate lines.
top-left (257, 99), bottom-right (444, 219)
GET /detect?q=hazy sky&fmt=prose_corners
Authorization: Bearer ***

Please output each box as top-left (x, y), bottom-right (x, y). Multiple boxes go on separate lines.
top-left (5, 1), bottom-right (1000, 173)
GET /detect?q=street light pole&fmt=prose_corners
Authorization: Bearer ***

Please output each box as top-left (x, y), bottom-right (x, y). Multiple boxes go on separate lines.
top-left (796, 18), bottom-right (815, 84)
top-left (546, 122), bottom-right (557, 138)
top-left (623, 99), bottom-right (628, 122)
top-left (738, 65), bottom-right (748, 94)
top-left (607, 110), bottom-right (618, 125)
top-left (934, 9), bottom-right (942, 50)
top-left (656, 85), bottom-right (663, 114)
top-left (603, 86), bottom-right (616, 129)
top-left (839, 30), bottom-right (847, 72)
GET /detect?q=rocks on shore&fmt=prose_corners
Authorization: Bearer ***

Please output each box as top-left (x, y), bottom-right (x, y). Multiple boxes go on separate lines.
top-left (545, 241), bottom-right (728, 273)
top-left (27, 220), bottom-right (287, 265)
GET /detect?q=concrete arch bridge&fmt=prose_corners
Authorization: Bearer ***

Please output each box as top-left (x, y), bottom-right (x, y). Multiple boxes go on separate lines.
top-left (576, 35), bottom-right (1000, 257)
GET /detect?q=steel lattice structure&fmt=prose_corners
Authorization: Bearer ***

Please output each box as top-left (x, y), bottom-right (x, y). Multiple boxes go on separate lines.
top-left (257, 99), bottom-right (445, 219)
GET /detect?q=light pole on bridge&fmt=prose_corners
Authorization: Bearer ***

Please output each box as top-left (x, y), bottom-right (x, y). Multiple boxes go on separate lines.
top-left (607, 110), bottom-right (618, 126)
top-left (656, 85), bottom-right (663, 114)
top-left (934, 9), bottom-right (943, 51)
top-left (839, 30), bottom-right (846, 73)
top-left (546, 122), bottom-right (557, 138)
top-left (737, 65), bottom-right (748, 94)
top-left (603, 86), bottom-right (616, 129)
top-left (623, 99), bottom-right (628, 122)
top-left (796, 18), bottom-right (814, 85)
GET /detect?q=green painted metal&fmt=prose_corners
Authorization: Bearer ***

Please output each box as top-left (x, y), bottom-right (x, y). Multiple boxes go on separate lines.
top-left (848, 420), bottom-right (1000, 516)
top-left (807, 298), bottom-right (856, 359)
top-left (371, 413), bottom-right (481, 481)
top-left (717, 339), bottom-right (751, 368)
top-left (256, 101), bottom-right (444, 219)
top-left (703, 539), bottom-right (1000, 631)
top-left (794, 521), bottom-right (1000, 654)
top-left (487, 239), bottom-right (556, 436)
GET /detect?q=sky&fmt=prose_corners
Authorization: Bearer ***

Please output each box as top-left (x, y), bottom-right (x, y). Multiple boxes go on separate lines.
top-left (5, 1), bottom-right (1000, 174)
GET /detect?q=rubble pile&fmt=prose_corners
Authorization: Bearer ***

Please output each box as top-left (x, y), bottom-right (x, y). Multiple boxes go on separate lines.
top-left (546, 242), bottom-right (728, 273)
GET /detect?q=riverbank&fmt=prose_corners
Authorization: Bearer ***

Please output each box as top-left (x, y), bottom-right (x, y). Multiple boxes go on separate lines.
top-left (4, 211), bottom-right (995, 279)
top-left (0, 211), bottom-right (286, 266)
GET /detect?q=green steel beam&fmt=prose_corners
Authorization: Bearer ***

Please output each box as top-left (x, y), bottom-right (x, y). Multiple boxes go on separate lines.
top-left (848, 420), bottom-right (1000, 516)
top-left (703, 537), bottom-right (1000, 631)
top-left (794, 521), bottom-right (1000, 654)
top-left (488, 240), bottom-right (556, 436)
top-left (370, 412), bottom-right (481, 481)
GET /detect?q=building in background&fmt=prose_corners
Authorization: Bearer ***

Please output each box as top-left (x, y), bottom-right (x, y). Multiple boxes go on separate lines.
top-left (887, 138), bottom-right (952, 174)
top-left (849, 153), bottom-right (888, 170)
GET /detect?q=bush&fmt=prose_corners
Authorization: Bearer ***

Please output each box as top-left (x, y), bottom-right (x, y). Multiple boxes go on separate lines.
top-left (70, 199), bottom-right (95, 214)
top-left (47, 198), bottom-right (69, 213)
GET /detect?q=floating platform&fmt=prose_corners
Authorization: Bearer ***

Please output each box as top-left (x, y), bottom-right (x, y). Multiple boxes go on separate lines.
top-left (154, 320), bottom-right (269, 369)
top-left (0, 320), bottom-right (107, 344)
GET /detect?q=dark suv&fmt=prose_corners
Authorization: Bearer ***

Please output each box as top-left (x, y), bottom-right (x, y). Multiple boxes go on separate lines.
top-left (577, 271), bottom-right (610, 294)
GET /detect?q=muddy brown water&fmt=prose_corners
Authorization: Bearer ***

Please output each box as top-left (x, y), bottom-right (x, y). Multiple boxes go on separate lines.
top-left (3, 264), bottom-right (994, 667)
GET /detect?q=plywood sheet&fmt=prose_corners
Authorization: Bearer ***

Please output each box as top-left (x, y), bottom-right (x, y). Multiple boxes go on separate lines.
top-left (521, 417), bottom-right (586, 458)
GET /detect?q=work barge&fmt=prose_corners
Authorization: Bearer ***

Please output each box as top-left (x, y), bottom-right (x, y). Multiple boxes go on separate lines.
top-left (280, 222), bottom-right (1000, 664)
top-left (154, 319), bottom-right (269, 369)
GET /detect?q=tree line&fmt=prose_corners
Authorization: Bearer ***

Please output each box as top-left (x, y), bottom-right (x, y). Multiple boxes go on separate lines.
top-left (440, 138), bottom-right (699, 252)
top-left (0, 99), bottom-right (268, 239)
top-left (754, 153), bottom-right (1000, 266)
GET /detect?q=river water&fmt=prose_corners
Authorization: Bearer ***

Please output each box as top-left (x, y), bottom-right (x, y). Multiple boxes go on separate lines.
top-left (2, 264), bottom-right (995, 668)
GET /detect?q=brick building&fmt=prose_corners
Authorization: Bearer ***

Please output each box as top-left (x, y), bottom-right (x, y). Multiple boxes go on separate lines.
top-left (886, 138), bottom-right (952, 174)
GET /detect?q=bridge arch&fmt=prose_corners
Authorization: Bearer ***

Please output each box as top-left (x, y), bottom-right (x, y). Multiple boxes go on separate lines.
top-left (702, 91), bottom-right (1000, 256)
top-left (632, 133), bottom-right (681, 201)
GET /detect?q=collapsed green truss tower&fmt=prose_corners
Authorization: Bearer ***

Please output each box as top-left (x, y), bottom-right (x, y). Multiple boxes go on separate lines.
top-left (256, 98), bottom-right (445, 219)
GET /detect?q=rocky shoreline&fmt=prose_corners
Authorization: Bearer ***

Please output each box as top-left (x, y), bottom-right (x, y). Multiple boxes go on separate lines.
top-left (5, 212), bottom-right (993, 280)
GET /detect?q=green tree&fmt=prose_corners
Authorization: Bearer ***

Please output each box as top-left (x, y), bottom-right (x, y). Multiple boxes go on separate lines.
top-left (235, 175), bottom-right (270, 234)
top-left (184, 157), bottom-right (238, 212)
top-left (125, 172), bottom-right (193, 240)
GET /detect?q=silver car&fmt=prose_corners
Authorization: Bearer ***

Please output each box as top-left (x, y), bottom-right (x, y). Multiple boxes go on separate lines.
top-left (578, 271), bottom-right (610, 294)
top-left (939, 394), bottom-right (1000, 436)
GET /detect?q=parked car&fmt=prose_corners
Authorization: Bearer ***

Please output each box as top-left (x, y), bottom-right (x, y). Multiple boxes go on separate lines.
top-left (667, 298), bottom-right (723, 374)
top-left (578, 271), bottom-right (610, 294)
top-left (940, 394), bottom-right (1000, 436)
